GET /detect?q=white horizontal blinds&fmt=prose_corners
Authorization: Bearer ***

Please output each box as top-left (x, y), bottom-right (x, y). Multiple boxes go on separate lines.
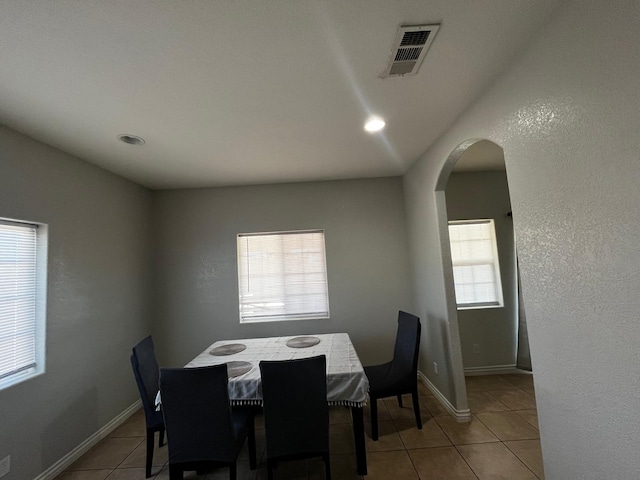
top-left (448, 219), bottom-right (501, 307)
top-left (238, 230), bottom-right (329, 322)
top-left (0, 221), bottom-right (37, 380)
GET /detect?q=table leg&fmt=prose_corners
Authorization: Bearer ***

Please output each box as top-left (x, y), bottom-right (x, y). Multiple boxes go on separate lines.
top-left (351, 405), bottom-right (367, 475)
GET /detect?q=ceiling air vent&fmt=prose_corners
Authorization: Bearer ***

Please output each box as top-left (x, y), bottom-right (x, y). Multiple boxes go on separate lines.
top-left (381, 24), bottom-right (440, 78)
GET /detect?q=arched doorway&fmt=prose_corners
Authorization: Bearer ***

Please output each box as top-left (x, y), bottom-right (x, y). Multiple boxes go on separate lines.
top-left (436, 139), bottom-right (537, 416)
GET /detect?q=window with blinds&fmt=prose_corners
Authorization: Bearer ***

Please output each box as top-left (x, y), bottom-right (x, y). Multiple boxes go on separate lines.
top-left (448, 219), bottom-right (504, 309)
top-left (237, 230), bottom-right (330, 323)
top-left (0, 220), bottom-right (45, 390)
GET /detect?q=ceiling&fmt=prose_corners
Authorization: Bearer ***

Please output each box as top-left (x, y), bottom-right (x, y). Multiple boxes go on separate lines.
top-left (0, 1), bottom-right (559, 190)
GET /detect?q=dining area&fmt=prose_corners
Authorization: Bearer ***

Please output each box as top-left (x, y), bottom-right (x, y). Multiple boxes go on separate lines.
top-left (125, 311), bottom-right (423, 480)
top-left (50, 302), bottom-right (546, 480)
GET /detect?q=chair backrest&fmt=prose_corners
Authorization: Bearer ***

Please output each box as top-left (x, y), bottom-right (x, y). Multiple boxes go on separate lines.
top-left (392, 311), bottom-right (421, 379)
top-left (159, 365), bottom-right (236, 464)
top-left (259, 355), bottom-right (329, 459)
top-left (131, 335), bottom-right (160, 424)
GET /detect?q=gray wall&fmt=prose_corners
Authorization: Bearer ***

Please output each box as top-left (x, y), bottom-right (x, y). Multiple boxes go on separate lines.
top-left (445, 171), bottom-right (517, 370)
top-left (404, 0), bottom-right (640, 477)
top-left (151, 178), bottom-right (413, 368)
top-left (0, 126), bottom-right (153, 480)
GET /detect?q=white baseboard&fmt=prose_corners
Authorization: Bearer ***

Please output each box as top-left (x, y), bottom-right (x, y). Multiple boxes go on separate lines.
top-left (35, 400), bottom-right (142, 480)
top-left (417, 371), bottom-right (471, 423)
top-left (463, 364), bottom-right (520, 376)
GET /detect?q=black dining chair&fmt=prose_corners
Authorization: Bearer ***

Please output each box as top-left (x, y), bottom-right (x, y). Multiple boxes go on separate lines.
top-left (259, 355), bottom-right (331, 480)
top-left (159, 365), bottom-right (257, 480)
top-left (364, 311), bottom-right (422, 441)
top-left (131, 335), bottom-right (165, 478)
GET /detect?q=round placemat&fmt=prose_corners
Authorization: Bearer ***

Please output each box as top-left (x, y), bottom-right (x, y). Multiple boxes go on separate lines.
top-left (286, 336), bottom-right (321, 348)
top-left (209, 343), bottom-right (247, 356)
top-left (226, 361), bottom-right (253, 378)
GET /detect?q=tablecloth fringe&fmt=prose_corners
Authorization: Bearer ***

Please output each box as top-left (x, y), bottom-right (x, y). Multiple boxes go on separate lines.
top-left (231, 399), bottom-right (263, 406)
top-left (230, 399), bottom-right (367, 407)
top-left (328, 400), bottom-right (367, 407)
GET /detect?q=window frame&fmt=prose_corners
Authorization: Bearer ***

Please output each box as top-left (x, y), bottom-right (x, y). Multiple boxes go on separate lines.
top-left (0, 218), bottom-right (47, 391)
top-left (448, 218), bottom-right (504, 310)
top-left (236, 229), bottom-right (330, 324)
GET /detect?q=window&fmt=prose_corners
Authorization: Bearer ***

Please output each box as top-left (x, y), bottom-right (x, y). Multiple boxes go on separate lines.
top-left (0, 219), bottom-right (46, 390)
top-left (237, 230), bottom-right (329, 323)
top-left (448, 219), bottom-right (503, 309)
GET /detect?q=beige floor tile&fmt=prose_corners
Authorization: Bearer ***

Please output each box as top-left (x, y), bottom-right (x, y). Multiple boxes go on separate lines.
top-left (489, 389), bottom-right (537, 411)
top-left (310, 454), bottom-right (362, 479)
top-left (420, 395), bottom-right (449, 417)
top-left (383, 396), bottom-right (428, 421)
top-left (263, 459), bottom-right (309, 479)
top-left (110, 410), bottom-right (147, 438)
top-left (120, 441), bottom-right (168, 468)
top-left (365, 420), bottom-right (404, 451)
top-left (105, 468), bottom-right (148, 479)
top-left (467, 391), bottom-right (510, 413)
top-left (363, 400), bottom-right (392, 423)
top-left (500, 374), bottom-right (534, 390)
top-left (205, 461), bottom-right (258, 480)
top-left (152, 465), bottom-right (205, 480)
top-left (408, 447), bottom-right (477, 480)
top-left (329, 406), bottom-right (352, 424)
top-left (418, 381), bottom-right (432, 398)
top-left (476, 412), bottom-right (539, 441)
top-left (254, 413), bottom-right (265, 430)
top-left (329, 422), bottom-right (355, 454)
top-left (365, 450), bottom-right (418, 480)
top-left (514, 410), bottom-right (539, 430)
top-left (457, 442), bottom-right (537, 479)
top-left (435, 415), bottom-right (499, 445)
top-left (505, 440), bottom-right (545, 479)
top-left (55, 470), bottom-right (113, 480)
top-left (465, 375), bottom-right (515, 392)
top-left (154, 466), bottom-right (206, 479)
top-left (69, 437), bottom-right (145, 470)
top-left (395, 417), bottom-right (451, 449)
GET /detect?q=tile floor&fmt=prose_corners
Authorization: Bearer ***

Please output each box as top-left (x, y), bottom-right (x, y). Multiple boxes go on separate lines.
top-left (55, 374), bottom-right (543, 480)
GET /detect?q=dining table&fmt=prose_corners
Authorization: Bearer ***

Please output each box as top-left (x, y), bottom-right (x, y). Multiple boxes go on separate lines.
top-left (185, 332), bottom-right (370, 475)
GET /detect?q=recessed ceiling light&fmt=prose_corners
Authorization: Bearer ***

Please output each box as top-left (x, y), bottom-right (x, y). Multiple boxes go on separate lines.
top-left (117, 134), bottom-right (145, 145)
top-left (364, 116), bottom-right (386, 133)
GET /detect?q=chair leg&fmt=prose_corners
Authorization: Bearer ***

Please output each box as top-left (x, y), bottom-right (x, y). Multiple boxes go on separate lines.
top-left (247, 417), bottom-right (257, 469)
top-left (145, 430), bottom-right (154, 478)
top-left (397, 394), bottom-right (403, 407)
top-left (411, 390), bottom-right (422, 430)
top-left (370, 398), bottom-right (379, 441)
top-left (230, 462), bottom-right (237, 480)
top-left (158, 427), bottom-right (165, 447)
top-left (169, 464), bottom-right (183, 480)
top-left (267, 459), bottom-right (275, 480)
top-left (324, 452), bottom-right (332, 480)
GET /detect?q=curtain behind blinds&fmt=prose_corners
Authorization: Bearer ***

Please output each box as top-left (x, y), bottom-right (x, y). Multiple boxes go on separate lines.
top-left (0, 222), bottom-right (37, 380)
top-left (237, 230), bottom-right (329, 322)
top-left (448, 220), bottom-right (502, 307)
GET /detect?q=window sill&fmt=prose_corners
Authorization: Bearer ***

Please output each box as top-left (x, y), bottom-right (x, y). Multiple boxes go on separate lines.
top-left (240, 314), bottom-right (330, 324)
top-left (0, 367), bottom-right (44, 392)
top-left (457, 304), bottom-right (504, 311)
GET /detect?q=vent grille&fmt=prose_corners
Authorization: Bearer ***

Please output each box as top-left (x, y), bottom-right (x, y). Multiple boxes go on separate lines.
top-left (382, 24), bottom-right (440, 78)
top-left (400, 30), bottom-right (431, 46)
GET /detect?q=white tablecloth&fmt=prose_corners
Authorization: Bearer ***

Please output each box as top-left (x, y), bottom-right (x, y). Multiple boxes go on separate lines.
top-left (185, 333), bottom-right (369, 407)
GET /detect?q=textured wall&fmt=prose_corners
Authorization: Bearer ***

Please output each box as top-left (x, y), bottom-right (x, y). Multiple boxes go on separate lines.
top-left (151, 177), bottom-right (413, 368)
top-left (404, 0), bottom-right (640, 477)
top-left (0, 126), bottom-right (152, 480)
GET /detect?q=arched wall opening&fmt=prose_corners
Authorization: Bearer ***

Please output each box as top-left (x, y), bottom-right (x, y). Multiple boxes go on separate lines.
top-left (435, 138), bottom-right (533, 416)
